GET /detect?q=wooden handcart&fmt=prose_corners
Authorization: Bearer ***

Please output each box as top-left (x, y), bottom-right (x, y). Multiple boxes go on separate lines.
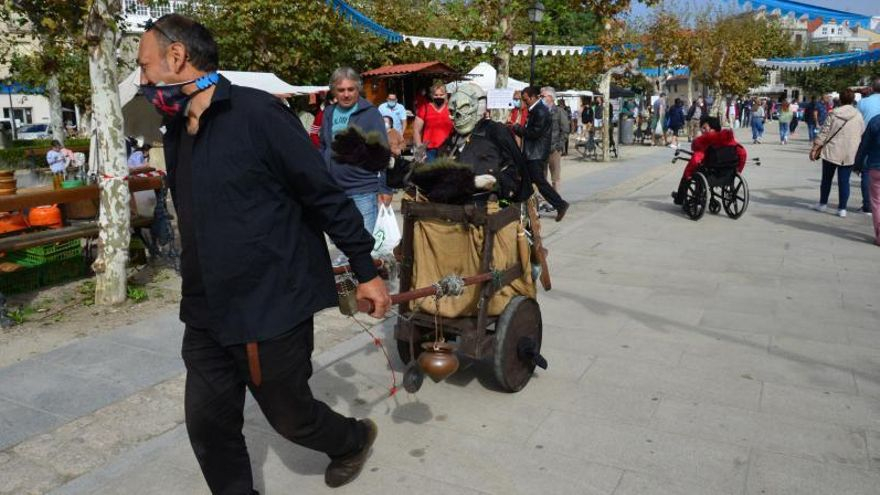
top-left (390, 199), bottom-right (548, 393)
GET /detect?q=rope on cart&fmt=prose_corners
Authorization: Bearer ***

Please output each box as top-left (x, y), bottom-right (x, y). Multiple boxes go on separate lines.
top-left (431, 274), bottom-right (466, 298)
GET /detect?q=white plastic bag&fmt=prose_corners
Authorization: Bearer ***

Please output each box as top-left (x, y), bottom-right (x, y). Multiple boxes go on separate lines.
top-left (372, 204), bottom-right (401, 255)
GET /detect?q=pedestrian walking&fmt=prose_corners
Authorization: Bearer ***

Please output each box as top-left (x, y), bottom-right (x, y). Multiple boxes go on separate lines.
top-left (320, 67), bottom-right (390, 233)
top-left (377, 92), bottom-right (407, 134)
top-left (137, 14), bottom-right (390, 493)
top-left (854, 113), bottom-right (880, 244)
top-left (512, 86), bottom-right (569, 221)
top-left (666, 98), bottom-right (686, 148)
top-left (856, 78), bottom-right (880, 215)
top-left (751, 99), bottom-right (766, 144)
top-left (543, 87), bottom-right (570, 193)
top-left (809, 89), bottom-right (865, 218)
top-left (651, 93), bottom-right (667, 146)
top-left (686, 97), bottom-right (705, 141)
top-left (778, 100), bottom-right (793, 144)
top-left (789, 99), bottom-right (800, 137)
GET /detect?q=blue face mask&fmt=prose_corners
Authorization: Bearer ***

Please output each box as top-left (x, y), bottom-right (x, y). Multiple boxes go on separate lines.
top-left (387, 100), bottom-right (397, 109)
top-left (512, 100), bottom-right (522, 109)
top-left (140, 72), bottom-right (219, 118)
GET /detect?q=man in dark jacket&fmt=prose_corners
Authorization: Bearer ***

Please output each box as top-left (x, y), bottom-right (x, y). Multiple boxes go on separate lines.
top-left (319, 68), bottom-right (390, 233)
top-left (138, 15), bottom-right (389, 492)
top-left (513, 86), bottom-right (569, 221)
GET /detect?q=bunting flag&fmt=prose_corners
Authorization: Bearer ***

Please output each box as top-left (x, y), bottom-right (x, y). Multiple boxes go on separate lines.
top-left (640, 67), bottom-right (691, 78)
top-left (325, 0), bottom-right (403, 42)
top-left (327, 0), bottom-right (632, 57)
top-left (753, 48), bottom-right (880, 70)
top-left (737, 0), bottom-right (873, 28)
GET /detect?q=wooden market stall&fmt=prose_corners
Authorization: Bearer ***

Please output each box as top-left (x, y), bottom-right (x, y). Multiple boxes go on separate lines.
top-left (361, 61), bottom-right (460, 143)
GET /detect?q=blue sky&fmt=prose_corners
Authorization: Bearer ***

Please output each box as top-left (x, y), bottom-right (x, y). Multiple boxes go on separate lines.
top-left (629, 0), bottom-right (879, 19)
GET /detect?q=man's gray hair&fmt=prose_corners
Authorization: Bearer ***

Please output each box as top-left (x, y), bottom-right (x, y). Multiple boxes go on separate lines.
top-left (541, 86), bottom-right (556, 99)
top-left (329, 67), bottom-right (362, 92)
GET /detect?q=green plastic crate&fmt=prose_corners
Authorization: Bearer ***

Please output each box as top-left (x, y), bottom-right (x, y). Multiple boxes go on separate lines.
top-left (39, 255), bottom-right (87, 287)
top-left (0, 265), bottom-right (42, 294)
top-left (7, 240), bottom-right (82, 267)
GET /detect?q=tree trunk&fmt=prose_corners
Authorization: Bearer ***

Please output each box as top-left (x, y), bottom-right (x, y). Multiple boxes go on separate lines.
top-left (598, 70), bottom-right (612, 162)
top-left (686, 75), bottom-right (693, 107)
top-left (491, 6), bottom-right (514, 122)
top-left (86, 0), bottom-right (130, 305)
top-left (46, 74), bottom-right (65, 145)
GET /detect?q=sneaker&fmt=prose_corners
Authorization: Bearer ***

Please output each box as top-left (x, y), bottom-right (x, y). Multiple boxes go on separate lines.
top-left (811, 203), bottom-right (827, 213)
top-left (838, 209), bottom-right (847, 218)
top-left (861, 207), bottom-right (873, 216)
top-left (667, 143), bottom-right (678, 149)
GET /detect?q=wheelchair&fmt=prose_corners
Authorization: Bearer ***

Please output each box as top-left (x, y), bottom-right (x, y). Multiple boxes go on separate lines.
top-left (671, 146), bottom-right (759, 221)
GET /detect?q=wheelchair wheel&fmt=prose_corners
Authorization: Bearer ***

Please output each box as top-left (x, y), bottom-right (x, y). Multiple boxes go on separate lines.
top-left (709, 196), bottom-right (721, 214)
top-left (722, 173), bottom-right (749, 219)
top-left (683, 173), bottom-right (709, 221)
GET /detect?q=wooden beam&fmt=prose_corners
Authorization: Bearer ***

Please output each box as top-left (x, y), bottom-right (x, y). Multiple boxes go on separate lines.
top-left (0, 216), bottom-right (153, 252)
top-left (0, 176), bottom-right (163, 212)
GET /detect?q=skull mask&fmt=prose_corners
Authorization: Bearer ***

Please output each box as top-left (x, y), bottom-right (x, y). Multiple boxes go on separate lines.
top-left (448, 83), bottom-right (487, 135)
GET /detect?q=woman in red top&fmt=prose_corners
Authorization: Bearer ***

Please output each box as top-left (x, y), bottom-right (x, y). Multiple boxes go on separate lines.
top-left (507, 90), bottom-right (528, 148)
top-left (414, 83), bottom-right (454, 162)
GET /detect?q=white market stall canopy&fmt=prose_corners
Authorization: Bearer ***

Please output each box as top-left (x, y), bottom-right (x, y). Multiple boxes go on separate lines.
top-left (558, 90), bottom-right (594, 97)
top-left (118, 68), bottom-right (306, 144)
top-left (446, 62), bottom-right (528, 92)
top-left (736, 0), bottom-right (874, 28)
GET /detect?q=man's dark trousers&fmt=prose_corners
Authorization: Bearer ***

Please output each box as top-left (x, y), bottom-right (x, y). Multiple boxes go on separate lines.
top-left (527, 159), bottom-right (565, 209)
top-left (182, 318), bottom-right (366, 494)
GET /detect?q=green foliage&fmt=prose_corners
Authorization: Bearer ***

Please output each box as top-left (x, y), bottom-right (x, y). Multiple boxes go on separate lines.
top-left (78, 279), bottom-right (96, 306)
top-left (644, 6), bottom-right (795, 97)
top-left (6, 305), bottom-right (35, 325)
top-left (10, 138), bottom-right (89, 148)
top-left (126, 285), bottom-right (148, 303)
top-left (0, 147), bottom-right (33, 170)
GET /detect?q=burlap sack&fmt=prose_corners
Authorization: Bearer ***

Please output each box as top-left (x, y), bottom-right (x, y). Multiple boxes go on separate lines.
top-left (411, 204), bottom-right (536, 318)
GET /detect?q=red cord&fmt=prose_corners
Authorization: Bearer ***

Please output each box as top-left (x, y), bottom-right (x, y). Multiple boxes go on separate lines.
top-left (359, 327), bottom-right (398, 397)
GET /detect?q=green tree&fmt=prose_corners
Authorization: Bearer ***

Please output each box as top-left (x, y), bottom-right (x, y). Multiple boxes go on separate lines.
top-left (1, 0), bottom-right (90, 143)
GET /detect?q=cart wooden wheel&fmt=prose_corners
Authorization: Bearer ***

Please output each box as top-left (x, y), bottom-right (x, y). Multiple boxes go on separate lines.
top-left (493, 296), bottom-right (542, 392)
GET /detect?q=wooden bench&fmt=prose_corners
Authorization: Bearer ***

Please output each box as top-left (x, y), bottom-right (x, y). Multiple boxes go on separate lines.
top-left (0, 175), bottom-right (163, 253)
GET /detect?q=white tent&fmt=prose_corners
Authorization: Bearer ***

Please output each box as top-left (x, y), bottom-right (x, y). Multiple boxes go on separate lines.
top-left (119, 68), bottom-right (309, 144)
top-left (446, 62), bottom-right (528, 92)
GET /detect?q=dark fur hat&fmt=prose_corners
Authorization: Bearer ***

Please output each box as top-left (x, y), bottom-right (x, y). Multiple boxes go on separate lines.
top-left (410, 158), bottom-right (477, 204)
top-left (331, 126), bottom-right (390, 172)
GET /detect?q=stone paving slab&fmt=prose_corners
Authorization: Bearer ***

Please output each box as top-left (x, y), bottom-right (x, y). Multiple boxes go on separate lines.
top-left (14, 128), bottom-right (880, 494)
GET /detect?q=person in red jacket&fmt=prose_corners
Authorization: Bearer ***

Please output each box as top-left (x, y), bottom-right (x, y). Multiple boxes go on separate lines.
top-left (672, 116), bottom-right (747, 204)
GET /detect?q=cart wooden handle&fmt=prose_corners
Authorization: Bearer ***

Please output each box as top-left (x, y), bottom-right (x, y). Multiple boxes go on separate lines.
top-left (355, 272), bottom-right (495, 314)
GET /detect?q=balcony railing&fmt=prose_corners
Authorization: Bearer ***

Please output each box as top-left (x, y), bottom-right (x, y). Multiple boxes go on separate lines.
top-left (122, 0), bottom-right (192, 31)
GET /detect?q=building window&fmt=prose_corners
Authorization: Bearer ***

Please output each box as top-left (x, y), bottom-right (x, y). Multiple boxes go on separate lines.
top-left (2, 107), bottom-right (32, 125)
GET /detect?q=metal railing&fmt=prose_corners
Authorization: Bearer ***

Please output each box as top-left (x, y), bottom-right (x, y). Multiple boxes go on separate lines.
top-left (122, 0), bottom-right (193, 30)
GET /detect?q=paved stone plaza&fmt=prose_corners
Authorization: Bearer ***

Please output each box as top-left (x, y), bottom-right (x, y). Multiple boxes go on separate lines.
top-left (1, 126), bottom-right (878, 494)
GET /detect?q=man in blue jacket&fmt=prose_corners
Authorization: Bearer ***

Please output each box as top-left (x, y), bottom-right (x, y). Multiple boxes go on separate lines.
top-left (139, 15), bottom-right (389, 492)
top-left (320, 68), bottom-right (390, 233)
top-left (857, 79), bottom-right (880, 215)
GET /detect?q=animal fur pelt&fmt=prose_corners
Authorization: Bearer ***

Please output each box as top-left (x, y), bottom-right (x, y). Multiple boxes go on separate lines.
top-left (409, 158), bottom-right (477, 204)
top-left (331, 126), bottom-right (391, 172)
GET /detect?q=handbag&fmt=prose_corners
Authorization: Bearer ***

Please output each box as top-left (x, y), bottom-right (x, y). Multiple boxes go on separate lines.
top-left (810, 117), bottom-right (848, 162)
top-left (371, 204), bottom-right (401, 255)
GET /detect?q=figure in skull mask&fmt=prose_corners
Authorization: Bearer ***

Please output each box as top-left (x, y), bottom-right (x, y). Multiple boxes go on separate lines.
top-left (441, 83), bottom-right (532, 202)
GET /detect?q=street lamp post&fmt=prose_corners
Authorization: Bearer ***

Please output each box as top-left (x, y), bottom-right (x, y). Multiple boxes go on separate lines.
top-left (527, 1), bottom-right (544, 87)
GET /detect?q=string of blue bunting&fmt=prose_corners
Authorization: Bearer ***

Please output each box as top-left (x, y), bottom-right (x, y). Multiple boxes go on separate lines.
top-left (1, 83), bottom-right (44, 94)
top-left (325, 0), bottom-right (403, 43)
top-left (756, 48), bottom-right (880, 70)
top-left (640, 67), bottom-right (691, 77)
top-left (737, 0), bottom-right (872, 28)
